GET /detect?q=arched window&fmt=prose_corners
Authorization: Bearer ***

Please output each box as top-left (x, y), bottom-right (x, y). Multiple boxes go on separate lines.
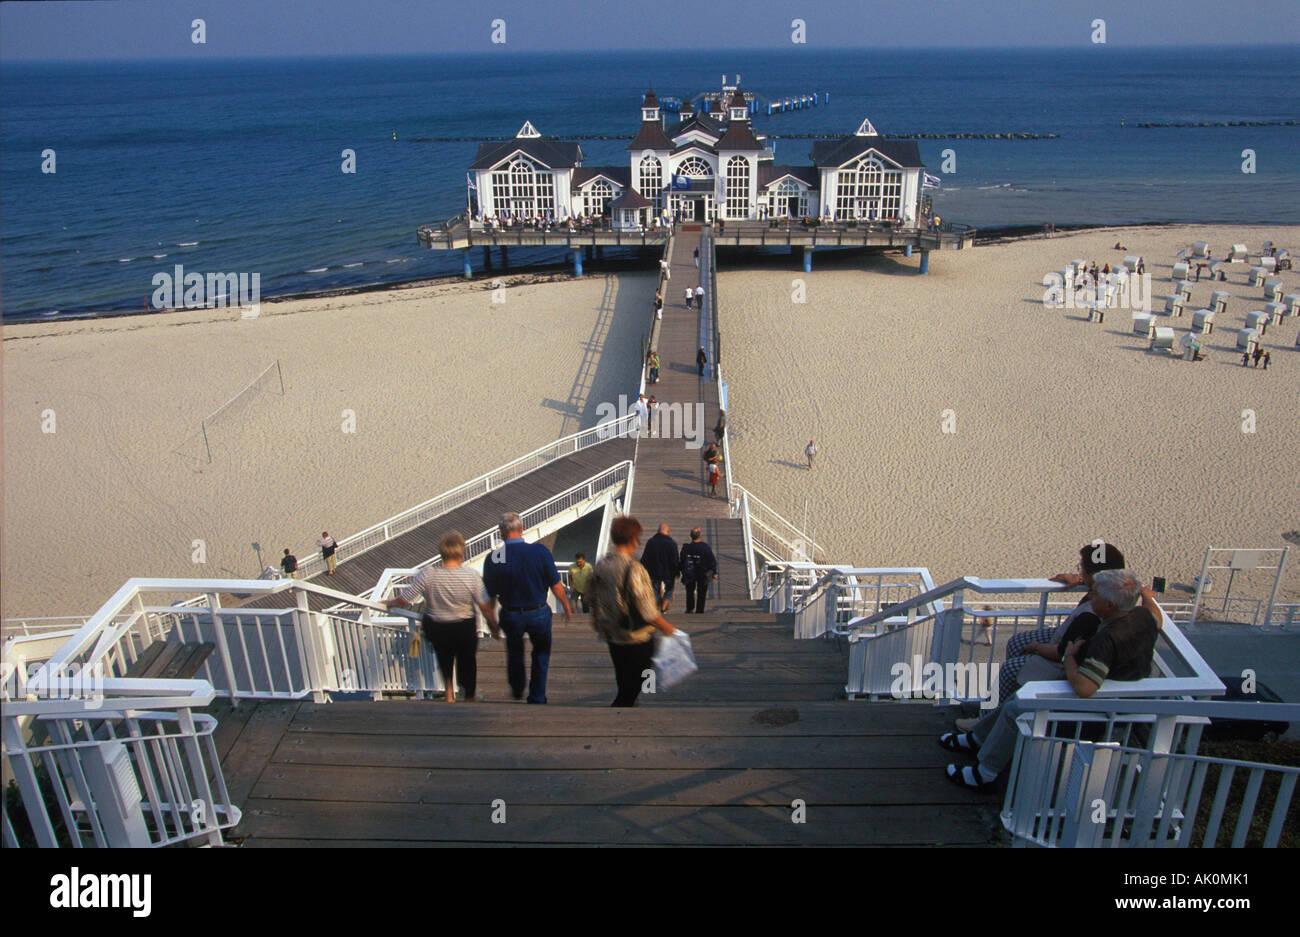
top-left (584, 180), bottom-right (615, 217)
top-left (676, 156), bottom-right (712, 177)
top-left (768, 178), bottom-right (807, 218)
top-left (725, 156), bottom-right (750, 219)
top-left (834, 155), bottom-right (901, 220)
top-left (639, 155), bottom-right (663, 210)
top-left (491, 156), bottom-right (555, 217)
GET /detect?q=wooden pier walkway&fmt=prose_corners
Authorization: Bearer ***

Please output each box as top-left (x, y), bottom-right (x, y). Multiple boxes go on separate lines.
top-left (215, 227), bottom-right (997, 845)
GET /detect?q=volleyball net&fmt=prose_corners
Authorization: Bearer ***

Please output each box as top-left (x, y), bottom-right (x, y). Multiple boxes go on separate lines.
top-left (175, 360), bottom-right (285, 463)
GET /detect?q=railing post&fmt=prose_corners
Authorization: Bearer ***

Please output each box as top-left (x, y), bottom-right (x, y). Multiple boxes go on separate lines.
top-left (206, 592), bottom-right (240, 699)
top-left (177, 707), bottom-right (225, 846)
top-left (1190, 547), bottom-right (1212, 625)
top-left (1263, 545), bottom-right (1288, 627)
top-left (295, 587), bottom-right (328, 703)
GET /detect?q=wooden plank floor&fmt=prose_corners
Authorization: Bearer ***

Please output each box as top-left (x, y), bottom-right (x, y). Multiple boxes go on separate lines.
top-left (219, 230), bottom-right (999, 846)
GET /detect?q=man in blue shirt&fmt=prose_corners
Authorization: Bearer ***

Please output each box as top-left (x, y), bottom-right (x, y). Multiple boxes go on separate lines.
top-left (482, 512), bottom-right (572, 703)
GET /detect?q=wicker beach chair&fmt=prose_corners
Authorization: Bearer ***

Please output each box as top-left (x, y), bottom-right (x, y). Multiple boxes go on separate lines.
top-left (1172, 261), bottom-right (1190, 281)
top-left (1263, 279), bottom-right (1283, 301)
top-left (1149, 327), bottom-right (1176, 354)
top-left (1132, 313), bottom-right (1155, 338)
top-left (1236, 328), bottom-right (1261, 353)
top-left (1228, 244), bottom-right (1249, 263)
top-left (1210, 290), bottom-right (1231, 314)
top-left (1191, 309), bottom-right (1215, 334)
top-left (1246, 310), bottom-right (1271, 335)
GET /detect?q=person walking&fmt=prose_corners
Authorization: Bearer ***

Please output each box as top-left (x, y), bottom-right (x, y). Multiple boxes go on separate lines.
top-left (648, 351), bottom-right (661, 384)
top-left (568, 552), bottom-right (593, 613)
top-left (280, 548), bottom-right (299, 579)
top-left (679, 528), bottom-right (719, 614)
top-left (648, 396), bottom-right (660, 437)
top-left (707, 459), bottom-right (721, 498)
top-left (640, 523), bottom-right (679, 613)
top-left (659, 258), bottom-right (671, 281)
top-left (694, 284), bottom-right (706, 309)
top-left (383, 531), bottom-right (500, 703)
top-left (684, 285), bottom-right (694, 309)
top-left (804, 440), bottom-right (818, 469)
top-left (696, 345), bottom-right (708, 377)
top-left (1262, 350), bottom-right (1271, 369)
top-left (693, 247), bottom-right (700, 268)
top-left (1253, 345), bottom-right (1264, 368)
top-left (590, 516), bottom-right (677, 707)
top-left (631, 393), bottom-right (649, 435)
top-left (317, 532), bottom-right (339, 575)
top-left (482, 512), bottom-right (572, 704)
top-left (713, 410), bottom-right (726, 444)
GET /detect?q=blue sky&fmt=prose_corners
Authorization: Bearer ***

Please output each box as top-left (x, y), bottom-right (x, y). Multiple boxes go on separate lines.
top-left (2, 0), bottom-right (1298, 59)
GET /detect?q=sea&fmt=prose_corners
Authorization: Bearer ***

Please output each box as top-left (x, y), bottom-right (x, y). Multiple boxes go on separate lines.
top-left (2, 45), bottom-right (1297, 322)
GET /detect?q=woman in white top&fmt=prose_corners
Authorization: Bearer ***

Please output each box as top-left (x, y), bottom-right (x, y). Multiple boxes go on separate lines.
top-left (384, 531), bottom-right (500, 703)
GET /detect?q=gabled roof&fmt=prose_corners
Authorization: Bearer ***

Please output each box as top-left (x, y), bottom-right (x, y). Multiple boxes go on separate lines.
top-left (572, 166), bottom-right (631, 188)
top-left (729, 88), bottom-right (747, 108)
top-left (666, 111), bottom-right (723, 140)
top-left (611, 189), bottom-right (652, 210)
top-left (758, 165), bottom-right (818, 188)
top-left (627, 119), bottom-right (674, 151)
top-left (715, 118), bottom-right (765, 152)
top-left (809, 135), bottom-right (923, 169)
top-left (642, 88), bottom-right (659, 109)
top-left (470, 135), bottom-right (584, 171)
top-left (670, 141), bottom-right (717, 157)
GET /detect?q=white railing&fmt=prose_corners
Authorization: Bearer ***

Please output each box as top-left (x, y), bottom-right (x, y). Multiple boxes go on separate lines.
top-left (2, 680), bottom-right (240, 848)
top-left (292, 413), bottom-right (637, 579)
top-left (1002, 698), bottom-right (1300, 848)
top-left (365, 461), bottom-right (632, 604)
top-left (731, 484), bottom-right (825, 563)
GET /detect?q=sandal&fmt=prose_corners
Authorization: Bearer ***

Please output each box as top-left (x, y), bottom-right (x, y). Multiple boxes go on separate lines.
top-left (946, 763), bottom-right (997, 793)
top-left (939, 732), bottom-right (980, 754)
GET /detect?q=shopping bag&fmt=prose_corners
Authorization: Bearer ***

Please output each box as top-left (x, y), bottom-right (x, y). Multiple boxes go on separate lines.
top-left (651, 630), bottom-right (697, 689)
top-left (408, 631), bottom-right (422, 659)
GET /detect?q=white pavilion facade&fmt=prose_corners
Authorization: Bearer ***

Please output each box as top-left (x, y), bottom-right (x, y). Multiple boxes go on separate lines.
top-left (467, 84), bottom-right (927, 230)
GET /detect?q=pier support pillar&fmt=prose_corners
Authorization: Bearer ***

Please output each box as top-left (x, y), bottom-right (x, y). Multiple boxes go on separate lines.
top-left (596, 246), bottom-right (604, 260)
top-left (802, 246), bottom-right (813, 274)
top-left (905, 244), bottom-right (913, 258)
top-left (919, 250), bottom-right (930, 275)
top-left (500, 246), bottom-right (508, 268)
top-left (482, 246), bottom-right (491, 267)
top-left (462, 249), bottom-right (472, 280)
top-left (572, 249), bottom-right (583, 277)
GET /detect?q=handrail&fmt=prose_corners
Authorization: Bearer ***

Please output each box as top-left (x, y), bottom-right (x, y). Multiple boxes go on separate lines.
top-left (293, 412), bottom-right (637, 578)
top-left (848, 576), bottom-right (1072, 633)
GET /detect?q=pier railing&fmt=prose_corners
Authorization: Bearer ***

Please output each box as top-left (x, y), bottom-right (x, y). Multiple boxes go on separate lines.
top-left (419, 212), bottom-right (671, 250)
top-left (710, 220), bottom-right (975, 250)
top-left (293, 413), bottom-right (637, 579)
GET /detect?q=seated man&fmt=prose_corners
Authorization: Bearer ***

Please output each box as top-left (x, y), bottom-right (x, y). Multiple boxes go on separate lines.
top-left (943, 568), bottom-right (1159, 792)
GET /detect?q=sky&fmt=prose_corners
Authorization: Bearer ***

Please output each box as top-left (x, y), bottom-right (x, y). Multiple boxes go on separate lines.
top-left (2, 0), bottom-right (1298, 60)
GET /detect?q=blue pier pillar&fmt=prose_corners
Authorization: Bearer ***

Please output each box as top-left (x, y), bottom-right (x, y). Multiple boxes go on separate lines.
top-left (905, 244), bottom-right (913, 258)
top-left (462, 249), bottom-right (472, 279)
top-left (803, 246), bottom-right (813, 274)
top-left (919, 250), bottom-right (930, 275)
top-left (572, 249), bottom-right (583, 277)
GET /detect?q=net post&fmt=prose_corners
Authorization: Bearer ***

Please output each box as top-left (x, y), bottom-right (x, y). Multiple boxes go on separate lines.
top-left (201, 421), bottom-right (212, 463)
top-left (277, 359), bottom-right (285, 395)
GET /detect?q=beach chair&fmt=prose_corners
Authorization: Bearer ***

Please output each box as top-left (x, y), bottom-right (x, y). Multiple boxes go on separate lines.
top-left (1172, 261), bottom-right (1190, 280)
top-left (1228, 244), bottom-right (1249, 263)
top-left (1246, 310), bottom-right (1271, 335)
top-left (1123, 255), bottom-right (1139, 272)
top-left (1087, 301), bottom-right (1105, 323)
top-left (1162, 294), bottom-right (1185, 316)
top-left (1210, 290), bottom-right (1231, 314)
top-left (1176, 279), bottom-right (1194, 300)
top-left (1258, 256), bottom-right (1276, 273)
top-left (1264, 302), bottom-right (1285, 325)
top-left (1263, 279), bottom-right (1283, 301)
top-left (1236, 328), bottom-right (1261, 352)
top-left (1249, 267), bottom-right (1267, 286)
top-left (1275, 249), bottom-right (1291, 270)
top-left (1071, 259), bottom-right (1087, 278)
top-left (1283, 293), bottom-right (1300, 316)
top-left (1132, 313), bottom-right (1155, 338)
top-left (1262, 241), bottom-right (1273, 254)
top-left (1209, 261), bottom-right (1227, 281)
top-left (1191, 309), bottom-right (1215, 334)
top-left (1193, 241), bottom-right (1211, 258)
top-left (1149, 327), bottom-right (1176, 354)
top-left (1181, 332), bottom-right (1203, 361)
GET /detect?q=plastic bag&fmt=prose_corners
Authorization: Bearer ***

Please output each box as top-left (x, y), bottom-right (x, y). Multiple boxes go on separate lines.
top-left (651, 630), bottom-right (697, 689)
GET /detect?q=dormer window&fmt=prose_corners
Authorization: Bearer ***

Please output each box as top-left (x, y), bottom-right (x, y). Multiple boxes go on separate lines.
top-left (642, 108), bottom-right (659, 122)
top-left (730, 106), bottom-right (747, 121)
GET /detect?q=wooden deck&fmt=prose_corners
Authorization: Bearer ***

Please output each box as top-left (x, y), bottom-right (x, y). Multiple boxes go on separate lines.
top-left (213, 226), bottom-right (998, 846)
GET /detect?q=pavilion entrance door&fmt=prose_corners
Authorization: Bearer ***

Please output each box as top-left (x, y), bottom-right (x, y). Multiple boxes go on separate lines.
top-left (691, 197), bottom-right (704, 222)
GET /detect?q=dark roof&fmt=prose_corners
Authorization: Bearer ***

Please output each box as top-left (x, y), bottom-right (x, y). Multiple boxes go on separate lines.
top-left (670, 141), bottom-right (717, 157)
top-left (809, 135), bottom-right (923, 169)
top-left (715, 118), bottom-right (765, 152)
top-left (642, 88), bottom-right (659, 108)
top-left (666, 112), bottom-right (723, 140)
top-left (611, 190), bottom-right (652, 210)
top-left (626, 119), bottom-right (674, 151)
top-left (729, 88), bottom-right (747, 108)
top-left (758, 165), bottom-right (818, 188)
top-left (572, 166), bottom-right (631, 188)
top-left (470, 137), bottom-right (583, 171)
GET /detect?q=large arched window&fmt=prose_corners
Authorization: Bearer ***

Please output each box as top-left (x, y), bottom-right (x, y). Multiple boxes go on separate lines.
top-left (583, 180), bottom-right (614, 217)
top-left (491, 156), bottom-right (555, 217)
top-left (725, 156), bottom-right (750, 219)
top-left (768, 178), bottom-right (807, 218)
top-left (676, 156), bottom-right (712, 177)
top-left (834, 155), bottom-right (901, 220)
top-left (639, 155), bottom-right (663, 210)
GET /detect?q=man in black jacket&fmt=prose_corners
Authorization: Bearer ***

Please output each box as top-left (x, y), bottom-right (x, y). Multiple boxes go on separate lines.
top-left (679, 527), bottom-right (718, 613)
top-left (640, 523), bottom-right (679, 613)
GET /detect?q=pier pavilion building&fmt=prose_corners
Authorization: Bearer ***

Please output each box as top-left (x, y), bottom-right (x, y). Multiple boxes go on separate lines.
top-left (467, 87), bottom-right (926, 229)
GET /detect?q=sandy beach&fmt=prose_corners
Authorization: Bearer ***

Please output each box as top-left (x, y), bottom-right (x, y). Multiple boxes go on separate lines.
top-left (4, 223), bottom-right (1297, 620)
top-left (2, 272), bottom-right (649, 618)
top-left (721, 223), bottom-right (1300, 603)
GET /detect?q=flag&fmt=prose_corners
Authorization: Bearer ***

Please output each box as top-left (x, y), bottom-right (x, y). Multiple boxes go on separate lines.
top-left (671, 174), bottom-right (691, 190)
top-left (923, 173), bottom-right (941, 189)
top-left (466, 171), bottom-right (478, 191)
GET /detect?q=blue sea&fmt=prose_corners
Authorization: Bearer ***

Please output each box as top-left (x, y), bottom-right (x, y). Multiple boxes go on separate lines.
top-left (2, 46), bottom-right (1297, 321)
